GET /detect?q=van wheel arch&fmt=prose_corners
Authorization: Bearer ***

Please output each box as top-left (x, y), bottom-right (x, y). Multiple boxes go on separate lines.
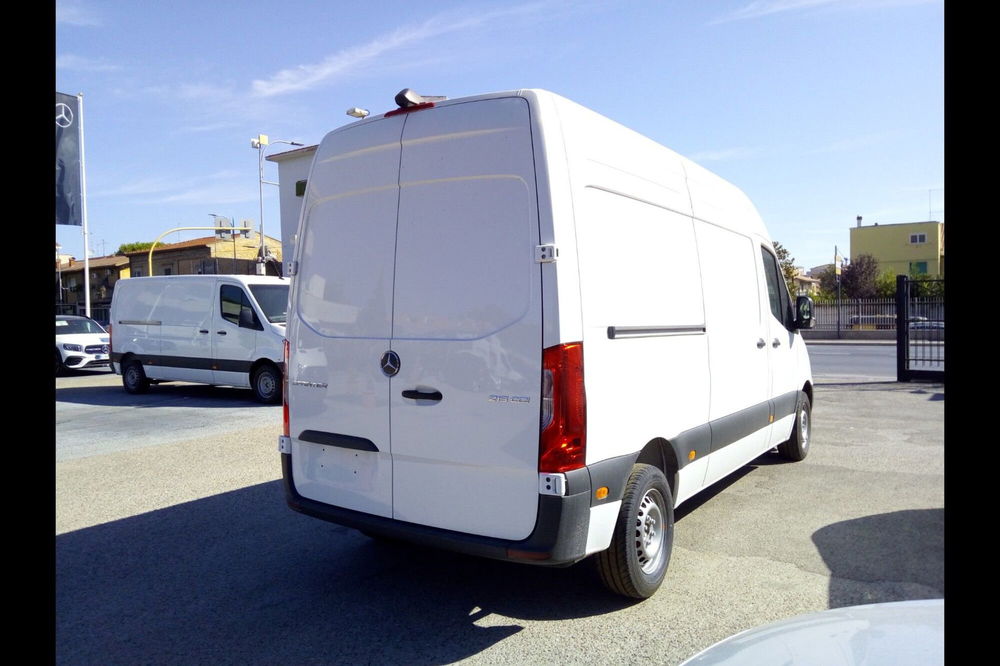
top-left (250, 360), bottom-right (282, 404)
top-left (635, 438), bottom-right (680, 502)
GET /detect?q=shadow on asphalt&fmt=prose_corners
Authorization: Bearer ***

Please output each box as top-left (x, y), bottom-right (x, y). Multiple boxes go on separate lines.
top-left (56, 481), bottom-right (637, 665)
top-left (55, 382), bottom-right (272, 408)
top-left (813, 509), bottom-right (944, 609)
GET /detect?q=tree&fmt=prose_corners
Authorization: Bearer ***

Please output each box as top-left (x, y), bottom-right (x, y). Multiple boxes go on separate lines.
top-left (874, 270), bottom-right (897, 298)
top-left (116, 241), bottom-right (155, 255)
top-left (815, 266), bottom-right (839, 300)
top-left (772, 241), bottom-right (799, 297)
top-left (909, 273), bottom-right (945, 299)
top-left (840, 253), bottom-right (881, 299)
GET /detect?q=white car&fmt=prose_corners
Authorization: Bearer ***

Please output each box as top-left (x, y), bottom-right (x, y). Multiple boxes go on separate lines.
top-left (56, 315), bottom-right (110, 375)
top-left (680, 599), bottom-right (944, 665)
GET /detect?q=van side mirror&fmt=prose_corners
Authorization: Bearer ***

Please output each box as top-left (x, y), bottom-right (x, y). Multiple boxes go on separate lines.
top-left (795, 295), bottom-right (815, 329)
top-left (239, 306), bottom-right (262, 330)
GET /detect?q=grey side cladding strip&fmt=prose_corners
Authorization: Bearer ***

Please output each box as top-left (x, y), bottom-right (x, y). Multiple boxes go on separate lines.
top-left (298, 430), bottom-right (380, 453)
top-left (709, 401), bottom-right (772, 454)
top-left (607, 325), bottom-right (706, 339)
top-left (108, 352), bottom-right (253, 373)
top-left (667, 390), bottom-right (803, 468)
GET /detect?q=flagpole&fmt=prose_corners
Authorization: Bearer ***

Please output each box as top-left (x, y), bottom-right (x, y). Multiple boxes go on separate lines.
top-left (78, 92), bottom-right (91, 318)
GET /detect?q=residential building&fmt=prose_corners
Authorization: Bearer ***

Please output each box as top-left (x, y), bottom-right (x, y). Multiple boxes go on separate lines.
top-left (267, 144), bottom-right (318, 276)
top-left (849, 220), bottom-right (944, 277)
top-left (125, 232), bottom-right (283, 278)
top-left (793, 270), bottom-right (820, 296)
top-left (56, 254), bottom-right (132, 324)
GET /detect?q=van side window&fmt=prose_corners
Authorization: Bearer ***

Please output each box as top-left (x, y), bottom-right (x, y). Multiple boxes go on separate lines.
top-left (760, 248), bottom-right (791, 327)
top-left (220, 285), bottom-right (261, 329)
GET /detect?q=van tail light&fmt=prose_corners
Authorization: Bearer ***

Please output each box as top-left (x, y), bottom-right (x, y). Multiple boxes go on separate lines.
top-left (539, 342), bottom-right (586, 473)
top-left (282, 339), bottom-right (290, 437)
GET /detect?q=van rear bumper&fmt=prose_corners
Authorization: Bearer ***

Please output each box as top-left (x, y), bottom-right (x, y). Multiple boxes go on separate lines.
top-left (280, 453), bottom-right (593, 566)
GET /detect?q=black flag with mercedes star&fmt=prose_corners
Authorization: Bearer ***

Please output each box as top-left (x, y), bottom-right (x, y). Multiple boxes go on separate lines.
top-left (56, 92), bottom-right (82, 226)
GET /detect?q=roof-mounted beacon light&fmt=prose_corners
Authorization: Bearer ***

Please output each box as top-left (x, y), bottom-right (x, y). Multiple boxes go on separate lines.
top-left (346, 107), bottom-right (370, 119)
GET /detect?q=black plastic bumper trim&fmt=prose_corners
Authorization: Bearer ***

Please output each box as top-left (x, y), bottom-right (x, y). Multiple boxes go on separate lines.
top-left (281, 453), bottom-right (591, 566)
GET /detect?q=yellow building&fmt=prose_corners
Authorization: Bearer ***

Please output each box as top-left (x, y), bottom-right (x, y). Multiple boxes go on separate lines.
top-left (849, 220), bottom-right (944, 277)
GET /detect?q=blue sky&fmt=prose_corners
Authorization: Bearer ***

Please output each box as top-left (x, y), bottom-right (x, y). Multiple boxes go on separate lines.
top-left (56, 0), bottom-right (943, 272)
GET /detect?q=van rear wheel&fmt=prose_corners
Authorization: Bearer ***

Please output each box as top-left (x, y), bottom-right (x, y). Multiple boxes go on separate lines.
top-left (122, 358), bottom-right (150, 394)
top-left (596, 463), bottom-right (673, 599)
top-left (251, 363), bottom-right (281, 404)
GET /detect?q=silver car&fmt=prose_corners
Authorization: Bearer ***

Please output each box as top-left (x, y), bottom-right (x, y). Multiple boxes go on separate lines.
top-left (56, 315), bottom-right (111, 375)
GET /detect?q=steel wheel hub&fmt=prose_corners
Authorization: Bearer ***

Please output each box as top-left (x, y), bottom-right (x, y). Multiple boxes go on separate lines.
top-left (635, 488), bottom-right (666, 574)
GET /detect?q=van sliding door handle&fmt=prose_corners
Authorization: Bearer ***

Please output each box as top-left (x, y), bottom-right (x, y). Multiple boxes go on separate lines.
top-left (772, 338), bottom-right (781, 348)
top-left (756, 338), bottom-right (766, 349)
top-left (199, 330), bottom-right (209, 334)
top-left (402, 389), bottom-right (443, 401)
top-left (217, 331), bottom-right (227, 336)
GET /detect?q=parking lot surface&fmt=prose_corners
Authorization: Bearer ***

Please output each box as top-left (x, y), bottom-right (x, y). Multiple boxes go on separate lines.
top-left (56, 369), bottom-right (943, 664)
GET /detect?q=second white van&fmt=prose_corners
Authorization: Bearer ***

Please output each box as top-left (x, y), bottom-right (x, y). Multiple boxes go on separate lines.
top-left (110, 274), bottom-right (289, 403)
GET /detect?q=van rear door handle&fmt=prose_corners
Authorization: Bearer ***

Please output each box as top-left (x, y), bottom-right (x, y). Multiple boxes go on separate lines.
top-left (757, 338), bottom-right (766, 349)
top-left (199, 330), bottom-right (209, 334)
top-left (402, 389), bottom-right (443, 401)
top-left (772, 338), bottom-right (781, 348)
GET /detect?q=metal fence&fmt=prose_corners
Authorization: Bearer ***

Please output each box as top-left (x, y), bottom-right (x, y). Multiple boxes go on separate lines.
top-left (896, 276), bottom-right (945, 381)
top-left (812, 298), bottom-right (899, 331)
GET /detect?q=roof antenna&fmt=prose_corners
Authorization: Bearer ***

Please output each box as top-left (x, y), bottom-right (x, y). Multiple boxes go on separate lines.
top-left (395, 88), bottom-right (447, 108)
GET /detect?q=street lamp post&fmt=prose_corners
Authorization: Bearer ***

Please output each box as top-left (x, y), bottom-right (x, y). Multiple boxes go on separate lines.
top-left (251, 134), bottom-right (303, 274)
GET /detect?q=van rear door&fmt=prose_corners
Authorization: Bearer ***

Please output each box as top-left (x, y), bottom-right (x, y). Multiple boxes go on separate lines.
top-left (389, 98), bottom-right (542, 540)
top-left (289, 117), bottom-right (405, 518)
top-left (290, 98), bottom-right (542, 539)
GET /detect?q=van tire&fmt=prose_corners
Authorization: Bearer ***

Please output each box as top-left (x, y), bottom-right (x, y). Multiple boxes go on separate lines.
top-left (251, 363), bottom-right (281, 404)
top-left (122, 358), bottom-right (150, 394)
top-left (55, 349), bottom-right (65, 377)
top-left (778, 394), bottom-right (811, 462)
top-left (596, 463), bottom-right (674, 599)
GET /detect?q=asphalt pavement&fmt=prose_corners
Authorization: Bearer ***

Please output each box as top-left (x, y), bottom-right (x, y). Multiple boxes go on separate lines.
top-left (55, 358), bottom-right (944, 665)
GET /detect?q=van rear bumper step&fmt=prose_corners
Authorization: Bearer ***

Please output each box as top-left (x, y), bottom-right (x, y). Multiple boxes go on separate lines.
top-left (280, 453), bottom-right (592, 566)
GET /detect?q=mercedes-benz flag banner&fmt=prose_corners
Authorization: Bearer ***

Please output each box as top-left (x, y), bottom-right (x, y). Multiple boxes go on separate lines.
top-left (56, 92), bottom-right (82, 226)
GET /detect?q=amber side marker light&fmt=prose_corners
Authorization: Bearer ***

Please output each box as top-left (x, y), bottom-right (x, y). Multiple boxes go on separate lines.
top-left (595, 486), bottom-right (609, 500)
top-left (688, 450), bottom-right (697, 461)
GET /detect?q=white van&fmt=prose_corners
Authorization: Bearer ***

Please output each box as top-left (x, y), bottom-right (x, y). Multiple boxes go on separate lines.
top-left (280, 89), bottom-right (815, 598)
top-left (110, 274), bottom-right (289, 403)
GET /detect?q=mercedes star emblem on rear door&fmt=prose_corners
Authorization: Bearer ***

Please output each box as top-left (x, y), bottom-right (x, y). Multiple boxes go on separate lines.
top-left (380, 350), bottom-right (400, 377)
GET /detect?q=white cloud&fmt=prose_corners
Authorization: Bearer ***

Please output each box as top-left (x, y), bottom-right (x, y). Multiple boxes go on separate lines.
top-left (712, 0), bottom-right (938, 24)
top-left (805, 131), bottom-right (898, 155)
top-left (155, 184), bottom-right (257, 205)
top-left (56, 0), bottom-right (101, 26)
top-left (252, 2), bottom-right (550, 97)
top-left (687, 146), bottom-right (756, 162)
top-left (57, 54), bottom-right (120, 72)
